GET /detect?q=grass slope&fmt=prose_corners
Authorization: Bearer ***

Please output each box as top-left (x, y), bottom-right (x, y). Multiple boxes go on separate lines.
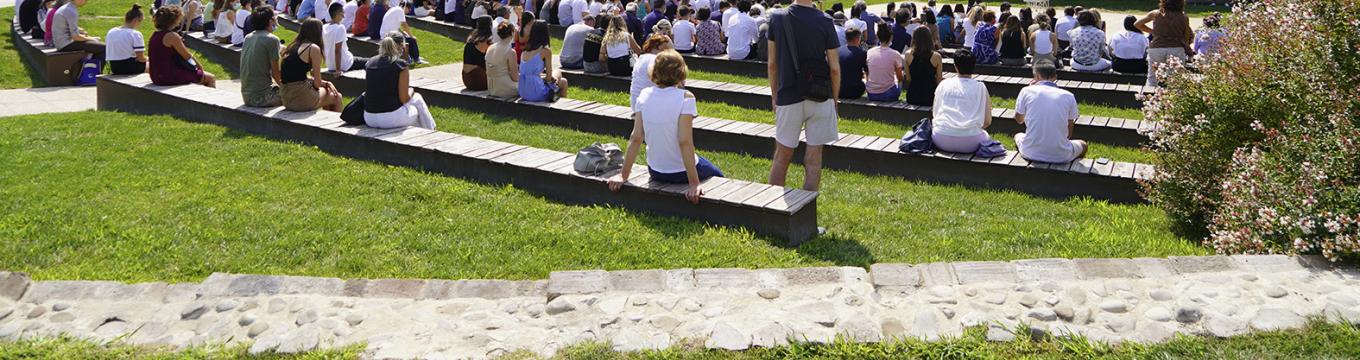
top-left (4, 320), bottom-right (1358, 359)
top-left (0, 111), bottom-right (1200, 283)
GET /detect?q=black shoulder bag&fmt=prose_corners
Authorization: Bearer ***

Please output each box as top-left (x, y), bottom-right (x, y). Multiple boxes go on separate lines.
top-left (778, 8), bottom-right (833, 102)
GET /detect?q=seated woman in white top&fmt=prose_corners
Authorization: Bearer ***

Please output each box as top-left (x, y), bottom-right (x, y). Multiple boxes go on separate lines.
top-left (1028, 14), bottom-right (1057, 66)
top-left (1109, 15), bottom-right (1149, 74)
top-left (211, 0), bottom-right (238, 43)
top-left (608, 50), bottom-right (724, 204)
top-left (106, 4), bottom-right (147, 75)
top-left (630, 34), bottom-right (672, 109)
top-left (931, 50), bottom-right (993, 154)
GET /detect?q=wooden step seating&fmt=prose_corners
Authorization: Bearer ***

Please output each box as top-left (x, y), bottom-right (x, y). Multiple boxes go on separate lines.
top-left (676, 53), bottom-right (1144, 108)
top-left (275, 16), bottom-right (379, 56)
top-left (175, 36), bottom-right (1151, 203)
top-left (681, 51), bottom-right (1146, 86)
top-left (183, 31), bottom-right (244, 74)
top-left (323, 66), bottom-right (1150, 204)
top-left (94, 74), bottom-right (820, 245)
top-left (10, 21), bottom-right (89, 87)
top-left (559, 68), bottom-right (1155, 147)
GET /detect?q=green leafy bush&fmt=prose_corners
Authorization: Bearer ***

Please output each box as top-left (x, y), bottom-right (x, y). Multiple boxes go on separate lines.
top-left (1142, 0), bottom-right (1360, 259)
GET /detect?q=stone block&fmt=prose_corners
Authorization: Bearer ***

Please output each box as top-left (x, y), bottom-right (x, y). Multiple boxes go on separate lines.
top-left (218, 275), bottom-right (282, 297)
top-left (453, 280), bottom-right (535, 299)
top-left (1295, 255), bottom-right (1339, 270)
top-left (548, 270), bottom-right (610, 296)
top-left (664, 269), bottom-right (696, 291)
top-left (870, 264), bottom-right (921, 287)
top-left (420, 280), bottom-right (459, 299)
top-left (1132, 258), bottom-right (1175, 278)
top-left (342, 279), bottom-right (368, 297)
top-left (755, 269), bottom-right (788, 289)
top-left (781, 267), bottom-right (848, 286)
top-left (1166, 256), bottom-right (1238, 274)
top-left (608, 270), bottom-right (667, 292)
top-left (364, 279), bottom-right (427, 298)
top-left (952, 261), bottom-right (1018, 284)
top-left (0, 272), bottom-right (31, 301)
top-left (276, 276), bottom-right (345, 296)
top-left (1074, 259), bottom-right (1141, 279)
top-left (918, 262), bottom-right (958, 287)
top-left (694, 268), bottom-right (756, 289)
top-left (1230, 255), bottom-right (1305, 273)
top-left (21, 281), bottom-right (129, 303)
top-left (1012, 258), bottom-right (1080, 282)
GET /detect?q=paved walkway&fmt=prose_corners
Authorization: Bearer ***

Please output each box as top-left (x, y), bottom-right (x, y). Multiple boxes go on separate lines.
top-left (0, 87), bottom-right (97, 117)
top-left (1, 255), bottom-right (1357, 359)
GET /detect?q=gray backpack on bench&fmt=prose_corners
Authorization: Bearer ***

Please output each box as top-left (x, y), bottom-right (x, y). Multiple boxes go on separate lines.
top-left (574, 142), bottom-right (625, 175)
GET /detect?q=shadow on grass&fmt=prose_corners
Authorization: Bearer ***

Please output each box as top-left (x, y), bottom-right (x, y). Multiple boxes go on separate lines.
top-left (3, 29), bottom-right (50, 88)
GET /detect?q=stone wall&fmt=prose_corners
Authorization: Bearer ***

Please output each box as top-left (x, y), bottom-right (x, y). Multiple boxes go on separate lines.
top-left (0, 256), bottom-right (1357, 359)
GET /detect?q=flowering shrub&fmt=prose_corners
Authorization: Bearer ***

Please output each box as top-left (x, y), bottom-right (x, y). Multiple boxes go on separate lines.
top-left (1142, 0), bottom-right (1360, 260)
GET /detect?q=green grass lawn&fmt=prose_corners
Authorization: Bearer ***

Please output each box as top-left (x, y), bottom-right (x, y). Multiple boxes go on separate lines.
top-left (0, 110), bottom-right (1201, 283)
top-left (5, 320), bottom-right (1358, 359)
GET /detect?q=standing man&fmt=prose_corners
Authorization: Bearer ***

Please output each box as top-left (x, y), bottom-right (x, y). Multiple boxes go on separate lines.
top-left (767, 0), bottom-right (839, 193)
top-left (1014, 61), bottom-right (1086, 163)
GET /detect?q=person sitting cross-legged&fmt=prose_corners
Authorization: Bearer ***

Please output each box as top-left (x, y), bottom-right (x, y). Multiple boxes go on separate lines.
top-left (364, 32), bottom-right (437, 129)
top-left (608, 50), bottom-right (724, 204)
top-left (930, 49), bottom-right (993, 154)
top-left (1014, 60), bottom-right (1087, 163)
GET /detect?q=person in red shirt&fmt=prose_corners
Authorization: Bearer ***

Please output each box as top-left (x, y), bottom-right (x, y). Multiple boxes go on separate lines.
top-left (351, 0), bottom-right (370, 35)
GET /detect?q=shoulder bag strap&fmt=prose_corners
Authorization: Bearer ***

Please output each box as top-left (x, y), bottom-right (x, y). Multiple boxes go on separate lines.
top-left (778, 8), bottom-right (799, 73)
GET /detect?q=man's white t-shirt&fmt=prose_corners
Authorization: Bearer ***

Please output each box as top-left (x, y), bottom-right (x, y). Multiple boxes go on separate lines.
top-left (672, 19), bottom-right (696, 50)
top-left (1109, 31), bottom-right (1149, 60)
top-left (725, 13), bottom-right (756, 59)
top-left (637, 86), bottom-right (700, 174)
top-left (557, 0), bottom-right (576, 25)
top-left (1014, 83), bottom-right (1080, 163)
top-left (379, 6), bottom-right (406, 36)
top-left (571, 0), bottom-right (588, 24)
top-left (232, 9), bottom-right (250, 45)
top-left (722, 7), bottom-right (737, 29)
top-left (314, 0), bottom-right (332, 22)
top-left (588, 0), bottom-right (602, 17)
top-left (931, 77), bottom-right (990, 137)
top-left (105, 26), bottom-right (144, 62)
top-left (323, 22), bottom-right (355, 71)
top-left (1055, 15), bottom-right (1076, 41)
top-left (342, 1), bottom-right (358, 29)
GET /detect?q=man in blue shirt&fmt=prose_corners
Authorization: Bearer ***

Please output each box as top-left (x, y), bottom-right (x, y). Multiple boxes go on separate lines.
top-left (298, 0), bottom-right (317, 19)
top-left (838, 28), bottom-right (867, 99)
top-left (366, 0), bottom-right (388, 38)
top-left (641, 0), bottom-right (665, 39)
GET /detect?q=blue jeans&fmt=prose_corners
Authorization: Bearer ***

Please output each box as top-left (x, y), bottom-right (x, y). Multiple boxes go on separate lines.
top-left (867, 85), bottom-right (900, 102)
top-left (649, 156), bottom-right (724, 183)
top-left (405, 37), bottom-right (421, 63)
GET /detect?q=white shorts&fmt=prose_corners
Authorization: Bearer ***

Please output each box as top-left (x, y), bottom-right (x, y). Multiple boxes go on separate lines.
top-left (774, 99), bottom-right (839, 148)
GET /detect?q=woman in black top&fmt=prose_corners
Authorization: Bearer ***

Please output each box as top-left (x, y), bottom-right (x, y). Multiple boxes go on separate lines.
top-left (997, 15), bottom-right (1028, 66)
top-left (280, 19), bottom-right (342, 112)
top-left (903, 26), bottom-right (942, 107)
top-left (364, 33), bottom-right (436, 129)
top-left (462, 16), bottom-right (492, 91)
